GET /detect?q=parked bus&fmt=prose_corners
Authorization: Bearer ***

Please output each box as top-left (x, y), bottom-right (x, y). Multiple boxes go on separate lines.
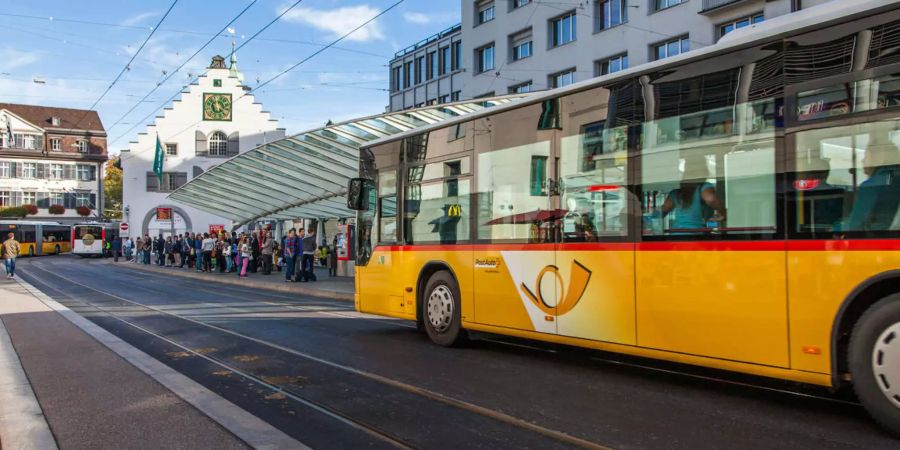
top-left (0, 221), bottom-right (71, 256)
top-left (72, 222), bottom-right (119, 257)
top-left (347, 1), bottom-right (900, 434)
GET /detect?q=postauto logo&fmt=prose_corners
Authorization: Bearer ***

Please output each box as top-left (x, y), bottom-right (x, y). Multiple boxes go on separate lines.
top-left (519, 260), bottom-right (592, 316)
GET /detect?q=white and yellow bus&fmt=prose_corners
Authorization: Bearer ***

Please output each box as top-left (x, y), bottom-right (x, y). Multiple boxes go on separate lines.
top-left (0, 220), bottom-right (71, 256)
top-left (348, 1), bottom-right (900, 434)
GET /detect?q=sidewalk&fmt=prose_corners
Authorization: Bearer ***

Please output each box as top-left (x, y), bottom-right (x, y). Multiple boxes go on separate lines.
top-left (117, 260), bottom-right (354, 301)
top-left (0, 276), bottom-right (299, 450)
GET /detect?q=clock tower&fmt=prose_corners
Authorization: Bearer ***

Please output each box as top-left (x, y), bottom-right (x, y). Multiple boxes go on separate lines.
top-left (121, 52), bottom-right (285, 238)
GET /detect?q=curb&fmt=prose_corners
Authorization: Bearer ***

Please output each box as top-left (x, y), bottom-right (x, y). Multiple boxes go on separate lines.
top-left (14, 276), bottom-right (307, 450)
top-left (115, 262), bottom-right (354, 302)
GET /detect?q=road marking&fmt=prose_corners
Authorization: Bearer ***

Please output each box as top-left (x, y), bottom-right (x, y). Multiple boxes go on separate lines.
top-left (27, 264), bottom-right (610, 450)
top-left (13, 275), bottom-right (308, 450)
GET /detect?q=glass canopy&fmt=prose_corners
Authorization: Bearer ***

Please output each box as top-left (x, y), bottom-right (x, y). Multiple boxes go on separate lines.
top-left (168, 95), bottom-right (526, 226)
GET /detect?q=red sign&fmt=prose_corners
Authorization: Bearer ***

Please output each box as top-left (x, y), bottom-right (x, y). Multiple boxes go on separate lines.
top-left (793, 179), bottom-right (821, 191)
top-left (120, 223), bottom-right (129, 232)
top-left (156, 207), bottom-right (173, 221)
top-left (209, 224), bottom-right (225, 235)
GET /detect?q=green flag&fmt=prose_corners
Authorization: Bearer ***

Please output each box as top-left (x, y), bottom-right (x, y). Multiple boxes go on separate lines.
top-left (152, 134), bottom-right (164, 183)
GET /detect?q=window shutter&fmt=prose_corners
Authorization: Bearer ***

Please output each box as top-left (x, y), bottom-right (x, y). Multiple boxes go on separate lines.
top-left (36, 192), bottom-right (49, 208)
top-left (36, 163), bottom-right (46, 179)
top-left (175, 172), bottom-right (188, 189)
top-left (146, 172), bottom-right (159, 192)
top-left (64, 165), bottom-right (76, 180)
top-left (89, 193), bottom-right (97, 208)
top-left (89, 165), bottom-right (97, 181)
top-left (12, 191), bottom-right (22, 207)
top-left (64, 193), bottom-right (75, 209)
top-left (11, 162), bottom-right (19, 178)
top-left (195, 130), bottom-right (208, 156)
top-left (227, 131), bottom-right (240, 156)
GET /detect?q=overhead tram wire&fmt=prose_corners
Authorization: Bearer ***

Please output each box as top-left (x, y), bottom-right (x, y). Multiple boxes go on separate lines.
top-left (111, 0), bottom-right (309, 147)
top-left (118, 0), bottom-right (407, 160)
top-left (72, 0), bottom-right (179, 129)
top-left (106, 0), bottom-right (260, 131)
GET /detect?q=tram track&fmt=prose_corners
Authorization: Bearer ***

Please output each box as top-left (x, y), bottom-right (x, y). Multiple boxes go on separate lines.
top-left (95, 260), bottom-right (862, 409)
top-left (20, 262), bottom-right (609, 450)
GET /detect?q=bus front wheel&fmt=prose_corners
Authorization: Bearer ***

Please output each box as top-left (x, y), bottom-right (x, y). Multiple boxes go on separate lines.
top-left (54, 244), bottom-right (61, 255)
top-left (849, 294), bottom-right (900, 437)
top-left (422, 271), bottom-right (468, 347)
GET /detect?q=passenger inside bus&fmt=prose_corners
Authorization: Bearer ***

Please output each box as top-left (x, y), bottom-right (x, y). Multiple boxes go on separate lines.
top-left (845, 137), bottom-right (900, 232)
top-left (795, 157), bottom-right (845, 233)
top-left (660, 156), bottom-right (726, 233)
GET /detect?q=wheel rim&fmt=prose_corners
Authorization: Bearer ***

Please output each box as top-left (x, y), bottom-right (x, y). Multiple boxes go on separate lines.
top-left (427, 285), bottom-right (454, 333)
top-left (873, 321), bottom-right (900, 409)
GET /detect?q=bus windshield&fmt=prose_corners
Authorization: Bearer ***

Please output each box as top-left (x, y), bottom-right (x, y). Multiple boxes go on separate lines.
top-left (76, 226), bottom-right (103, 238)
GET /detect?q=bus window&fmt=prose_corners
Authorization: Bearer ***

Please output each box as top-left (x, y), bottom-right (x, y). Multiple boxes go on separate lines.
top-left (404, 155), bottom-right (471, 245)
top-left (77, 226), bottom-right (103, 238)
top-left (791, 119), bottom-right (900, 236)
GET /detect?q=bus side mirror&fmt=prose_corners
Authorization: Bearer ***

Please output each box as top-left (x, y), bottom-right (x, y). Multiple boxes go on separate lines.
top-left (347, 178), bottom-right (371, 211)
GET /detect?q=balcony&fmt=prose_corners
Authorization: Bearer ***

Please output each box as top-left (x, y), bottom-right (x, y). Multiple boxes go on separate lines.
top-left (700, 0), bottom-right (748, 13)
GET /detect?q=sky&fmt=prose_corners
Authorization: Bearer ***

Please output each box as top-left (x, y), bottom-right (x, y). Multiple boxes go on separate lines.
top-left (0, 0), bottom-right (461, 153)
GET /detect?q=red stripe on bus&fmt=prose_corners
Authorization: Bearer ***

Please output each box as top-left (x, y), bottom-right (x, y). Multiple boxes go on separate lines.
top-left (373, 240), bottom-right (900, 252)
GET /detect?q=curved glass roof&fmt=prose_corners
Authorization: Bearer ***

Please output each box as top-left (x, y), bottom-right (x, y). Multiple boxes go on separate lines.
top-left (168, 95), bottom-right (525, 227)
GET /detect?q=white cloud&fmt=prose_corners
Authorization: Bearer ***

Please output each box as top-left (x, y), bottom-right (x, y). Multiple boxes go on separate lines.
top-left (120, 11), bottom-right (159, 28)
top-left (402, 11), bottom-right (460, 26)
top-left (281, 5), bottom-right (385, 42)
top-left (0, 48), bottom-right (40, 71)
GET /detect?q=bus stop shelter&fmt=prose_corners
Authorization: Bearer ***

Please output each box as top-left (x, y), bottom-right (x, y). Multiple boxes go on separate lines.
top-left (168, 95), bottom-right (526, 227)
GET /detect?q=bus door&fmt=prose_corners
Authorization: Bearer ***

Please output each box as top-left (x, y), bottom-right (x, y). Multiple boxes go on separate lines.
top-left (472, 105), bottom-right (558, 334)
top-left (359, 166), bottom-right (407, 316)
top-left (554, 89), bottom-right (637, 345)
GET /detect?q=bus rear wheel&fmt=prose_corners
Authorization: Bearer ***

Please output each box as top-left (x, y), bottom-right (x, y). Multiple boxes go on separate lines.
top-left (849, 294), bottom-right (900, 437)
top-left (422, 271), bottom-right (467, 347)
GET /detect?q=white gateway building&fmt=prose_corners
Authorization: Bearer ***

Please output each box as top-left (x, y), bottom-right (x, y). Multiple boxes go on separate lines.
top-left (122, 53), bottom-right (284, 237)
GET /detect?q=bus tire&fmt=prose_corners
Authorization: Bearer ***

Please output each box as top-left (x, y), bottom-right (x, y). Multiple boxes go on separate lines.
top-left (54, 244), bottom-right (61, 255)
top-left (28, 246), bottom-right (34, 257)
top-left (422, 270), bottom-right (467, 347)
top-left (849, 294), bottom-right (900, 437)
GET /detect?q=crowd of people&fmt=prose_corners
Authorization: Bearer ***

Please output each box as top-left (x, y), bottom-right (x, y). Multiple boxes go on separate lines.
top-left (115, 227), bottom-right (339, 281)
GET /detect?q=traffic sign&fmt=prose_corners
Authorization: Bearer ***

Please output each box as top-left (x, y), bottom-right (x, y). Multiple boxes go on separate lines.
top-left (120, 223), bottom-right (129, 232)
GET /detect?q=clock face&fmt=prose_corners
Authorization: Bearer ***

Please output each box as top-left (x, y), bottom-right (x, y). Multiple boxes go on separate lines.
top-left (203, 93), bottom-right (232, 121)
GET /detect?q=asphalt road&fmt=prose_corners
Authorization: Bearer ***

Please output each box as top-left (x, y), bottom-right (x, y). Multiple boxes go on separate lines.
top-left (15, 256), bottom-right (900, 450)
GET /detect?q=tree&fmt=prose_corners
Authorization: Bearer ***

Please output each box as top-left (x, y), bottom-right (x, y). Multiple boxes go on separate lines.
top-left (104, 157), bottom-right (123, 220)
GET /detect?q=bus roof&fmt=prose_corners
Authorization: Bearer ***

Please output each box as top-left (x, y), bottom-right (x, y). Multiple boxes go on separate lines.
top-left (0, 220), bottom-right (65, 226)
top-left (363, 0), bottom-right (898, 149)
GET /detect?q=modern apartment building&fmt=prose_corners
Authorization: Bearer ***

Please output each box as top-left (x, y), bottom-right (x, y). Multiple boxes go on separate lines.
top-left (0, 103), bottom-right (107, 222)
top-left (388, 0), bottom-right (837, 111)
top-left (388, 24), bottom-right (465, 112)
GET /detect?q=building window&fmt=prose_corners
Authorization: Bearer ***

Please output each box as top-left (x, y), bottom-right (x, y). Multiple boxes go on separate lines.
top-left (49, 192), bottom-right (63, 206)
top-left (551, 12), bottom-right (577, 48)
top-left (477, 1), bottom-right (495, 25)
top-left (75, 193), bottom-right (91, 208)
top-left (439, 46), bottom-right (451, 75)
top-left (451, 91), bottom-right (461, 101)
top-left (476, 44), bottom-right (495, 73)
top-left (50, 138), bottom-right (61, 151)
top-left (720, 13), bottom-right (764, 38)
top-left (509, 81), bottom-right (533, 94)
top-left (165, 143), bottom-right (178, 156)
top-left (22, 162), bottom-right (36, 178)
top-left (427, 51), bottom-right (437, 80)
top-left (451, 41), bottom-right (462, 70)
top-left (0, 162), bottom-right (9, 178)
top-left (653, 35), bottom-right (690, 60)
top-left (438, 94), bottom-right (450, 103)
top-left (50, 164), bottom-right (64, 180)
top-left (213, 79), bottom-right (222, 87)
top-left (598, 0), bottom-right (627, 30)
top-left (530, 156), bottom-right (548, 196)
top-left (76, 164), bottom-right (95, 181)
top-left (415, 56), bottom-right (425, 84)
top-left (76, 140), bottom-right (88, 153)
top-left (22, 191), bottom-right (35, 206)
top-left (512, 0), bottom-right (531, 9)
top-left (510, 30), bottom-right (533, 62)
top-left (391, 66), bottom-right (401, 91)
top-left (599, 53), bottom-right (628, 75)
top-left (655, 0), bottom-right (684, 11)
top-left (208, 131), bottom-right (228, 156)
top-left (0, 191), bottom-right (8, 207)
top-left (403, 61), bottom-right (413, 88)
top-left (550, 69), bottom-right (576, 88)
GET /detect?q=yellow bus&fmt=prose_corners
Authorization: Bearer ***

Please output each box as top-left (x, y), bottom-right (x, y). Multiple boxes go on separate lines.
top-left (347, 1), bottom-right (900, 434)
top-left (0, 220), bottom-right (71, 256)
